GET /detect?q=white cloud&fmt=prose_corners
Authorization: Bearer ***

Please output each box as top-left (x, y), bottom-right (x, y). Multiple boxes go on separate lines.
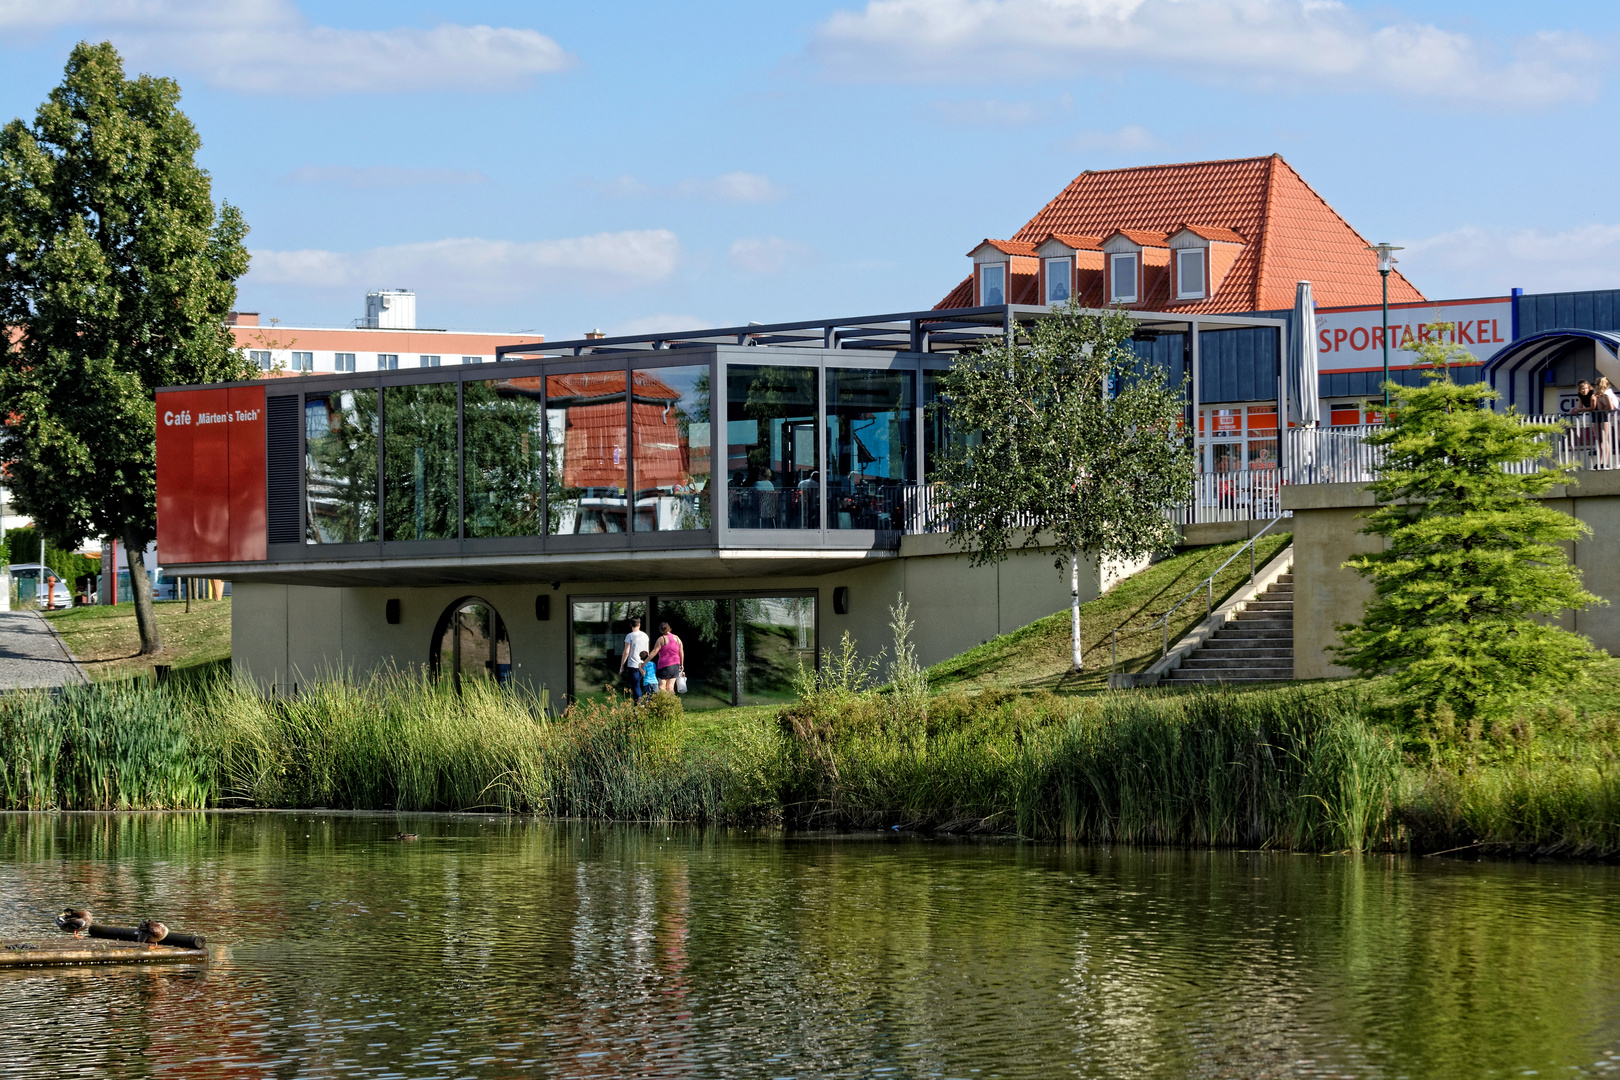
top-left (278, 166), bottom-right (491, 188)
top-left (729, 237), bottom-right (815, 275)
top-left (923, 94), bottom-right (1071, 127)
top-left (245, 230), bottom-right (680, 301)
top-left (588, 171), bottom-right (785, 204)
top-left (811, 0), bottom-right (1602, 106)
top-left (1066, 124), bottom-right (1159, 152)
top-left (0, 0), bottom-right (573, 95)
top-left (1402, 223), bottom-right (1620, 297)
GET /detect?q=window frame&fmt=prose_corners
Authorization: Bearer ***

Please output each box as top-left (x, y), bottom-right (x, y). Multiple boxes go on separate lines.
top-left (979, 263), bottom-right (1006, 306)
top-left (1044, 257), bottom-right (1073, 306)
top-left (1175, 248), bottom-right (1207, 301)
top-left (378, 354), bottom-right (399, 371)
top-left (1109, 253), bottom-right (1138, 304)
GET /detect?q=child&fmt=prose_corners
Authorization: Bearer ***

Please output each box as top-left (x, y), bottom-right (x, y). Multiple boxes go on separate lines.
top-left (640, 650), bottom-right (658, 702)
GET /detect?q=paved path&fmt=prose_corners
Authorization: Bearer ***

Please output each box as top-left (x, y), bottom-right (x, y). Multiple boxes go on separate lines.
top-left (0, 609), bottom-right (86, 689)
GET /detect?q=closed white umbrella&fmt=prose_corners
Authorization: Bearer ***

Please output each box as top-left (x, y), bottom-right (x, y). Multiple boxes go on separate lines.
top-left (1290, 280), bottom-right (1321, 427)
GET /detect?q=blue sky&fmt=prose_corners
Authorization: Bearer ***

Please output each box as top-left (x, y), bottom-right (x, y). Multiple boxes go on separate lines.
top-left (2, 1), bottom-right (1618, 337)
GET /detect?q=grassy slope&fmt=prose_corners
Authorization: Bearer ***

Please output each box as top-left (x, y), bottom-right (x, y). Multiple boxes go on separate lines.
top-left (45, 599), bottom-right (232, 682)
top-left (928, 533), bottom-right (1292, 695)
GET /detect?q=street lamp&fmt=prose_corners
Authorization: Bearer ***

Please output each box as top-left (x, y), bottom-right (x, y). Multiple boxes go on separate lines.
top-left (1369, 242), bottom-right (1403, 415)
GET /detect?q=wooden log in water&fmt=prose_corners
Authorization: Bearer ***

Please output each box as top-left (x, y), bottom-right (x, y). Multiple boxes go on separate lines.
top-left (86, 923), bottom-right (207, 950)
top-left (0, 939), bottom-right (208, 968)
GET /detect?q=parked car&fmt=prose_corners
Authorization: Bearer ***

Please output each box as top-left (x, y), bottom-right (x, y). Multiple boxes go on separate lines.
top-left (9, 563), bottom-right (74, 608)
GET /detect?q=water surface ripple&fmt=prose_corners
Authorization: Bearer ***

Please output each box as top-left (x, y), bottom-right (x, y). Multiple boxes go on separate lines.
top-left (0, 813), bottom-right (1615, 1079)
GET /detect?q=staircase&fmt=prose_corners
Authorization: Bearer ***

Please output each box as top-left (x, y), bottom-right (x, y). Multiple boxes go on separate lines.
top-left (1161, 570), bottom-right (1294, 684)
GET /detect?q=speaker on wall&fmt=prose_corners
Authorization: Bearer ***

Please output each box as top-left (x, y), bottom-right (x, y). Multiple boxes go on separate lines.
top-left (833, 586), bottom-right (849, 615)
top-left (535, 594), bottom-right (551, 621)
top-left (385, 598), bottom-right (401, 624)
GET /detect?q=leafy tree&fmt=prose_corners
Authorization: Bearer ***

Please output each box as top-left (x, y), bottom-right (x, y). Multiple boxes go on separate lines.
top-left (933, 306), bottom-right (1194, 670)
top-left (1331, 339), bottom-right (1602, 723)
top-left (0, 42), bottom-right (251, 653)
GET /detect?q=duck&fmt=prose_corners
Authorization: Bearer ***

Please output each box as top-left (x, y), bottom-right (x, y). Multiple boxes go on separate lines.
top-left (394, 833), bottom-right (419, 842)
top-left (55, 908), bottom-right (93, 938)
top-left (135, 919), bottom-right (168, 945)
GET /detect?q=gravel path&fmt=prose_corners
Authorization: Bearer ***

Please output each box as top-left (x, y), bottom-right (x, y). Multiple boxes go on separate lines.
top-left (0, 609), bottom-right (87, 689)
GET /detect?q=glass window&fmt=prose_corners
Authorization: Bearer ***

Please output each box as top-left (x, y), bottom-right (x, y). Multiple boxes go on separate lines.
top-left (251, 350), bottom-right (271, 371)
top-left (725, 364), bottom-right (818, 530)
top-left (1177, 248), bottom-right (1205, 299)
top-left (1110, 253), bottom-right (1138, 303)
top-left (570, 599), bottom-right (647, 706)
top-left (922, 368), bottom-right (977, 485)
top-left (980, 264), bottom-right (1006, 306)
top-left (827, 368), bottom-right (914, 530)
top-left (1247, 405), bottom-right (1278, 470)
top-left (431, 598), bottom-right (511, 691)
top-left (335, 352), bottom-right (356, 373)
top-left (292, 351), bottom-right (313, 372)
top-left (382, 382), bottom-right (458, 541)
top-left (652, 600), bottom-right (734, 710)
top-left (420, 355), bottom-right (441, 368)
top-left (378, 354), bottom-right (398, 371)
top-left (1045, 257), bottom-right (1072, 305)
top-left (305, 389), bottom-right (378, 544)
top-left (464, 376), bottom-right (546, 538)
top-left (546, 370), bottom-right (628, 534)
top-left (738, 596), bottom-right (815, 705)
top-left (632, 365), bottom-right (711, 532)
top-left (462, 356), bottom-right (482, 365)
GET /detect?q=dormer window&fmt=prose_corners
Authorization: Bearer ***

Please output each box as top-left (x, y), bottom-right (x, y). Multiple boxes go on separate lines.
top-left (1044, 258), bottom-right (1072, 304)
top-left (981, 264), bottom-right (1006, 306)
top-left (1176, 248), bottom-right (1206, 300)
top-left (1109, 254), bottom-right (1138, 303)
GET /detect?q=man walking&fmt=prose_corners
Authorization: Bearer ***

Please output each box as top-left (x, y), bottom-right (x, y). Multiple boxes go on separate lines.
top-left (619, 616), bottom-right (650, 702)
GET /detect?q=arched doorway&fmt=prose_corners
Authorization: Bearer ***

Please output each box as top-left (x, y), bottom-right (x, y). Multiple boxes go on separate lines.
top-left (430, 597), bottom-right (511, 690)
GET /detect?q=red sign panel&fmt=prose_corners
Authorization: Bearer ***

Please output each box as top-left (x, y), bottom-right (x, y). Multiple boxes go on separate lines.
top-left (156, 386), bottom-right (267, 563)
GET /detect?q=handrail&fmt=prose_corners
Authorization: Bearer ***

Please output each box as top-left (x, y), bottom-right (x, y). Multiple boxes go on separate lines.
top-left (1153, 515), bottom-right (1288, 660)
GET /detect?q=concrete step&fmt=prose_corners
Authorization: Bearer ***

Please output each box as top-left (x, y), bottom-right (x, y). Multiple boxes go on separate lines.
top-left (1242, 601), bottom-right (1294, 612)
top-left (1228, 619), bottom-right (1292, 631)
top-left (1163, 671), bottom-right (1294, 683)
top-left (1179, 658), bottom-right (1294, 672)
top-left (1196, 645), bottom-right (1295, 659)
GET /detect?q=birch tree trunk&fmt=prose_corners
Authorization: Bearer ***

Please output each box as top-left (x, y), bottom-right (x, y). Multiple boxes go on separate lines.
top-left (1070, 549), bottom-right (1083, 672)
top-left (124, 532), bottom-right (162, 655)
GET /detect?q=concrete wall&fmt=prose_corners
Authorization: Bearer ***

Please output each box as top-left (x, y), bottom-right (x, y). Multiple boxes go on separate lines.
top-left (231, 541), bottom-right (1111, 703)
top-left (1284, 472), bottom-right (1620, 679)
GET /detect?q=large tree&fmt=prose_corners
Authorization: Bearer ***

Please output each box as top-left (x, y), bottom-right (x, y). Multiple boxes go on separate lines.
top-left (934, 305), bottom-right (1194, 670)
top-left (1332, 340), bottom-right (1602, 722)
top-left (0, 42), bottom-right (251, 654)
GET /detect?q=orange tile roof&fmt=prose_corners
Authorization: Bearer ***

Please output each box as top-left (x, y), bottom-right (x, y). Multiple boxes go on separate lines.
top-left (1173, 224), bottom-right (1246, 243)
top-left (968, 238), bottom-right (1040, 257)
top-left (1043, 233), bottom-right (1105, 250)
top-left (1106, 228), bottom-right (1169, 247)
top-left (937, 155), bottom-right (1423, 313)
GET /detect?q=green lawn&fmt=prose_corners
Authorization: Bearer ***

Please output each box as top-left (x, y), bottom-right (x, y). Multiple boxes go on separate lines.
top-left (45, 598), bottom-right (232, 682)
top-left (927, 533), bottom-right (1292, 695)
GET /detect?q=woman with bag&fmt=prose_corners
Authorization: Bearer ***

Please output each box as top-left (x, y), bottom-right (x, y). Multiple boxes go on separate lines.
top-left (651, 622), bottom-right (685, 693)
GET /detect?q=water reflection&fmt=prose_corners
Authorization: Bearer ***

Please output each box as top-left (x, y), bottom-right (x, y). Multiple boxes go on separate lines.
top-left (0, 815), bottom-right (1616, 1079)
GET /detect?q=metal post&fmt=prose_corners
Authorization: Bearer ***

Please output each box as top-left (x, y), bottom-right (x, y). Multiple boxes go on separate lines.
top-left (1163, 617), bottom-right (1169, 659)
top-left (1381, 268), bottom-right (1390, 411)
top-left (1110, 629), bottom-right (1117, 678)
top-left (1250, 540), bottom-right (1255, 582)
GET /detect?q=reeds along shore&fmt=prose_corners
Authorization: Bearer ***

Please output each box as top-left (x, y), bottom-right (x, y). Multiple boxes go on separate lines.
top-left (1, 673), bottom-right (1617, 857)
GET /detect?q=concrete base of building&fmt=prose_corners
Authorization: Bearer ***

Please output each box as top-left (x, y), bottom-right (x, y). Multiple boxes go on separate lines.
top-left (1283, 472), bottom-right (1620, 679)
top-left (230, 541), bottom-right (1150, 706)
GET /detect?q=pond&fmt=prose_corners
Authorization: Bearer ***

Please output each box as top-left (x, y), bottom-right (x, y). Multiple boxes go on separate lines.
top-left (0, 813), bottom-right (1616, 1078)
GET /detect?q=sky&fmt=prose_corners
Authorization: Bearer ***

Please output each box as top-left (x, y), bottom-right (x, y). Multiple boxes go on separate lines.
top-left (2, 0), bottom-right (1619, 339)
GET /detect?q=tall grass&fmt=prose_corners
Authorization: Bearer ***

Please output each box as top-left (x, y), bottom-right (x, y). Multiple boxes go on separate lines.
top-left (5, 667), bottom-right (1619, 856)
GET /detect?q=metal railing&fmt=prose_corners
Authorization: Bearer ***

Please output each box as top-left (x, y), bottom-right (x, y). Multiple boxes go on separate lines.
top-left (1118, 514), bottom-right (1289, 670)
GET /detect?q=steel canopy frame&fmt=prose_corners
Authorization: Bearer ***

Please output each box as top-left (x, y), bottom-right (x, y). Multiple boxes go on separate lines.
top-left (495, 304), bottom-right (1285, 361)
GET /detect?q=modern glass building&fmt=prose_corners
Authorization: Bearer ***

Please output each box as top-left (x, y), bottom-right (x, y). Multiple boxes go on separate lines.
top-left (156, 304), bottom-right (1284, 705)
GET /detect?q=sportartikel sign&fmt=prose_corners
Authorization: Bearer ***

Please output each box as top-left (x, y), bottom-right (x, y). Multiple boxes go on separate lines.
top-left (1312, 296), bottom-right (1511, 373)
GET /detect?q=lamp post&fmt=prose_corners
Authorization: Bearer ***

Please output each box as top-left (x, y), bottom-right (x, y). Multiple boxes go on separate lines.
top-left (1369, 242), bottom-right (1403, 415)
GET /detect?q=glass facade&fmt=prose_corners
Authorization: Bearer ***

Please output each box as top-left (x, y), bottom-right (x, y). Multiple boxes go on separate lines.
top-left (289, 351), bottom-right (965, 549)
top-left (826, 368), bottom-right (914, 530)
top-left (464, 376), bottom-right (546, 538)
top-left (569, 594), bottom-right (815, 709)
top-left (382, 383), bottom-right (458, 541)
top-left (546, 371), bottom-right (628, 534)
top-left (726, 364), bottom-right (818, 530)
top-left (305, 389), bottom-right (378, 544)
top-left (632, 365), bottom-right (711, 531)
